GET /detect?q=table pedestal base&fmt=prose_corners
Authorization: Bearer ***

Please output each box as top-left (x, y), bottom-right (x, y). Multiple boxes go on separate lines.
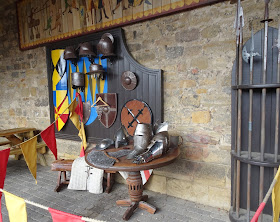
top-left (116, 171), bottom-right (156, 220)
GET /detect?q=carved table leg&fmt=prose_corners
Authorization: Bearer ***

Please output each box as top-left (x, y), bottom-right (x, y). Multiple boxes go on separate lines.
top-left (116, 171), bottom-right (156, 220)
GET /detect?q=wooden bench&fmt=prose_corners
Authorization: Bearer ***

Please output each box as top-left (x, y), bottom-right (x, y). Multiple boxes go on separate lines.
top-left (9, 142), bottom-right (47, 166)
top-left (51, 159), bottom-right (116, 193)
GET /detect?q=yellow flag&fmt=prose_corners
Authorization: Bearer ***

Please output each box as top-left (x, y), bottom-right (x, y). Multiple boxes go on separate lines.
top-left (272, 167), bottom-right (280, 222)
top-left (78, 121), bottom-right (87, 150)
top-left (20, 137), bottom-right (37, 183)
top-left (3, 191), bottom-right (27, 222)
top-left (68, 100), bottom-right (81, 131)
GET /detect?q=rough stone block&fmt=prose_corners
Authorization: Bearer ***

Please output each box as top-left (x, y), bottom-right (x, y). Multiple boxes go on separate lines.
top-left (165, 46), bottom-right (184, 59)
top-left (201, 25), bottom-right (221, 39)
top-left (196, 88), bottom-right (207, 94)
top-left (179, 80), bottom-right (196, 88)
top-left (208, 186), bottom-right (231, 209)
top-left (191, 111), bottom-right (211, 123)
top-left (191, 57), bottom-right (209, 70)
top-left (144, 174), bottom-right (167, 194)
top-left (175, 29), bottom-right (200, 43)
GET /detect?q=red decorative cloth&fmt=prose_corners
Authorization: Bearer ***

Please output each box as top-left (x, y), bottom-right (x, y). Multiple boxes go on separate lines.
top-left (41, 123), bottom-right (57, 160)
top-left (0, 148), bottom-right (10, 222)
top-left (75, 92), bottom-right (83, 121)
top-left (48, 208), bottom-right (85, 222)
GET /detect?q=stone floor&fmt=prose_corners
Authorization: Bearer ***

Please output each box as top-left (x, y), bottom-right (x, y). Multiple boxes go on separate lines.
top-left (1, 159), bottom-right (230, 222)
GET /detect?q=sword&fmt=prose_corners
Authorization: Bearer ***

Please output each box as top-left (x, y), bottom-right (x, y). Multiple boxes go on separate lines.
top-left (273, 25), bottom-right (280, 176)
top-left (125, 105), bottom-right (141, 125)
top-left (234, 0), bottom-right (244, 218)
top-left (259, 1), bottom-right (273, 221)
top-left (242, 23), bottom-right (260, 222)
top-left (127, 107), bottom-right (144, 128)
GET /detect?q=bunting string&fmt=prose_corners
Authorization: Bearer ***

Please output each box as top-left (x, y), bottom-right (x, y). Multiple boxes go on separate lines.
top-left (8, 97), bottom-right (77, 150)
top-left (0, 189), bottom-right (98, 222)
top-left (7, 95), bottom-right (106, 150)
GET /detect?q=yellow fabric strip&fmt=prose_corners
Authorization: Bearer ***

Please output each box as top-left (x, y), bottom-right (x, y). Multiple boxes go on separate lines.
top-left (3, 190), bottom-right (27, 222)
top-left (78, 121), bottom-right (87, 150)
top-left (272, 167), bottom-right (280, 222)
top-left (20, 137), bottom-right (37, 183)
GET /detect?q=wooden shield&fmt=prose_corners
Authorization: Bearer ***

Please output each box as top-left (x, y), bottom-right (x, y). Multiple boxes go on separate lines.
top-left (121, 99), bottom-right (153, 136)
top-left (95, 93), bottom-right (117, 128)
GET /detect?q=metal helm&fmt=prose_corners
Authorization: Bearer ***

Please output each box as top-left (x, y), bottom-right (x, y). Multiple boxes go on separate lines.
top-left (114, 126), bottom-right (129, 148)
top-left (127, 123), bottom-right (153, 159)
top-left (87, 63), bottom-right (104, 75)
top-left (97, 33), bottom-right (115, 58)
top-left (153, 121), bottom-right (169, 134)
top-left (95, 138), bottom-right (114, 150)
top-left (71, 72), bottom-right (85, 89)
top-left (64, 46), bottom-right (77, 61)
top-left (78, 42), bottom-right (96, 58)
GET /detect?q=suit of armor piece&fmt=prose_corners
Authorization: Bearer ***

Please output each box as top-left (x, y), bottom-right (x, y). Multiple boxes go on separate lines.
top-left (127, 123), bottom-right (153, 159)
top-left (115, 126), bottom-right (129, 148)
top-left (133, 131), bottom-right (169, 164)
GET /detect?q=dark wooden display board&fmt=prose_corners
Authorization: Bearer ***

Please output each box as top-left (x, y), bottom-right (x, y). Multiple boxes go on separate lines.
top-left (46, 28), bottom-right (162, 143)
top-left (231, 27), bottom-right (279, 216)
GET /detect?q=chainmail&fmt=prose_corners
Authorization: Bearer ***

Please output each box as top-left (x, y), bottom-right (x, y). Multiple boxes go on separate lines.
top-left (86, 149), bottom-right (131, 168)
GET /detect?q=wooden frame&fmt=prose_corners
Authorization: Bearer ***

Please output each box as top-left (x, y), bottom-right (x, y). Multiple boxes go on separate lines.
top-left (46, 28), bottom-right (162, 143)
top-left (17, 0), bottom-right (226, 50)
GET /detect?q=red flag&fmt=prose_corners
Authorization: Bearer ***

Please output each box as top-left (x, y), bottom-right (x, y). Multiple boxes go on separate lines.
top-left (0, 148), bottom-right (10, 195)
top-left (140, 169), bottom-right (153, 184)
top-left (75, 92), bottom-right (83, 121)
top-left (0, 148), bottom-right (10, 222)
top-left (41, 123), bottom-right (57, 160)
top-left (79, 146), bottom-right (85, 157)
top-left (48, 208), bottom-right (85, 222)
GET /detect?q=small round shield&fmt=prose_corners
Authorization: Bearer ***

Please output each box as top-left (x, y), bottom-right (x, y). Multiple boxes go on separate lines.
top-left (121, 71), bottom-right (137, 91)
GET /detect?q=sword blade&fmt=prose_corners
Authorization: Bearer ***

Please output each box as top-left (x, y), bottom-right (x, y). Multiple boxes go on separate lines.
top-left (125, 105), bottom-right (140, 124)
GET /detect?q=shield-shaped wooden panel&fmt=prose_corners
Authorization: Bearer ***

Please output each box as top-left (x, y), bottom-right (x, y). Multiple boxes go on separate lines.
top-left (95, 93), bottom-right (117, 128)
top-left (120, 99), bottom-right (153, 136)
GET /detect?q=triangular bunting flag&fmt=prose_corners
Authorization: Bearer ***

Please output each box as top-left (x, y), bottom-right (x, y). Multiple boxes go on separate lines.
top-left (0, 204), bottom-right (2, 222)
top-left (20, 137), bottom-right (37, 183)
top-left (41, 123), bottom-right (57, 160)
top-left (3, 191), bottom-right (27, 222)
top-left (48, 208), bottom-right (85, 222)
top-left (0, 148), bottom-right (10, 196)
top-left (0, 148), bottom-right (10, 222)
top-left (272, 167), bottom-right (280, 222)
top-left (140, 170), bottom-right (153, 185)
top-left (79, 145), bottom-right (85, 157)
top-left (75, 92), bottom-right (83, 121)
top-left (69, 99), bottom-right (81, 131)
top-left (78, 122), bottom-right (87, 157)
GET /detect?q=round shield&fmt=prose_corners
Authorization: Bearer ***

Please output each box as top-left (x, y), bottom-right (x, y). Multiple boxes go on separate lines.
top-left (121, 99), bottom-right (153, 136)
top-left (121, 71), bottom-right (137, 90)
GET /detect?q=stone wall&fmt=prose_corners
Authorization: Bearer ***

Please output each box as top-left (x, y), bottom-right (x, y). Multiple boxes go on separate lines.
top-left (0, 0), bottom-right (279, 210)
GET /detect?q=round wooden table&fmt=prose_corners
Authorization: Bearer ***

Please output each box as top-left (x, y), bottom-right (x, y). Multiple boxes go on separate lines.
top-left (85, 145), bottom-right (180, 220)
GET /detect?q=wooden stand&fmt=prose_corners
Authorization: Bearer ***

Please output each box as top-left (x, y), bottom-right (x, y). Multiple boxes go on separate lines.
top-left (116, 172), bottom-right (156, 221)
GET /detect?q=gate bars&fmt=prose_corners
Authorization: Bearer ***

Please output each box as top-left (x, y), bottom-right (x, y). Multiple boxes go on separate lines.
top-left (230, 0), bottom-right (280, 221)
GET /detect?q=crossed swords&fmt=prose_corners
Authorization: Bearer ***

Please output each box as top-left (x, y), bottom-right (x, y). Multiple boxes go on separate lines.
top-left (124, 104), bottom-right (146, 128)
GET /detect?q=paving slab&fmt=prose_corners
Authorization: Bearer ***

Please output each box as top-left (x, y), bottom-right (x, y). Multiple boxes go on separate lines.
top-left (1, 159), bottom-right (230, 222)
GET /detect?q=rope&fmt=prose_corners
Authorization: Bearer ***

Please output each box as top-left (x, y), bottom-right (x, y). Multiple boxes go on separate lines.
top-left (9, 96), bottom-right (77, 149)
top-left (0, 188), bottom-right (100, 222)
